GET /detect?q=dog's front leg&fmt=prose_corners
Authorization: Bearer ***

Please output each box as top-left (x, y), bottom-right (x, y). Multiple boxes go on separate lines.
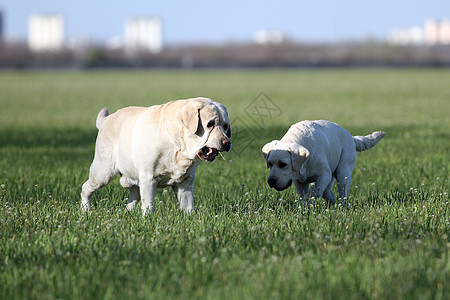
top-left (174, 184), bottom-right (195, 212)
top-left (173, 177), bottom-right (195, 212)
top-left (310, 173), bottom-right (333, 201)
top-left (294, 181), bottom-right (310, 205)
top-left (139, 178), bottom-right (157, 216)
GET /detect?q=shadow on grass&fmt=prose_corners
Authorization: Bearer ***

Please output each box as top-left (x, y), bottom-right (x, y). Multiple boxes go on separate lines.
top-left (0, 126), bottom-right (98, 149)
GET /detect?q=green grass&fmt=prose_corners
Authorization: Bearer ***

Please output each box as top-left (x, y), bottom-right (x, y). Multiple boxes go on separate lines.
top-left (0, 69), bottom-right (449, 299)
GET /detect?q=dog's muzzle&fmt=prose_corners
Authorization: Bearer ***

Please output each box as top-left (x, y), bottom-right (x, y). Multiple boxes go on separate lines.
top-left (268, 177), bottom-right (292, 191)
top-left (197, 139), bottom-right (231, 162)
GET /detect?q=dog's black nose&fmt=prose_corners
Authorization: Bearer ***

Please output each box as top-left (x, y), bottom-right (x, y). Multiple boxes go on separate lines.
top-left (222, 139), bottom-right (231, 151)
top-left (268, 177), bottom-right (276, 188)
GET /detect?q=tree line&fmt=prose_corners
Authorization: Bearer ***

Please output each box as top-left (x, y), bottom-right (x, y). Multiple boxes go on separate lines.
top-left (1, 40), bottom-right (450, 69)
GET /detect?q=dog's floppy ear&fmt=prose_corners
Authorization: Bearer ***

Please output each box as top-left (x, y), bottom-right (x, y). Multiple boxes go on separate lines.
top-left (180, 100), bottom-right (205, 134)
top-left (217, 103), bottom-right (231, 138)
top-left (288, 143), bottom-right (309, 171)
top-left (225, 123), bottom-right (232, 139)
top-left (262, 140), bottom-right (279, 166)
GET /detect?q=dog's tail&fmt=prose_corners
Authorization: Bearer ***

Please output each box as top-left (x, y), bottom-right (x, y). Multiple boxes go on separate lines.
top-left (353, 131), bottom-right (385, 152)
top-left (96, 107), bottom-right (109, 130)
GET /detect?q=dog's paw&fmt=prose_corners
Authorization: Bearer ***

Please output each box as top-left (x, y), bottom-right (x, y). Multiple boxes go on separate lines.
top-left (80, 201), bottom-right (91, 212)
top-left (141, 206), bottom-right (154, 217)
top-left (126, 200), bottom-right (139, 211)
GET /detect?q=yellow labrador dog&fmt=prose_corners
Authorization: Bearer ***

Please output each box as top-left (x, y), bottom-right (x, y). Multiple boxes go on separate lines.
top-left (262, 120), bottom-right (384, 205)
top-left (81, 97), bottom-right (231, 215)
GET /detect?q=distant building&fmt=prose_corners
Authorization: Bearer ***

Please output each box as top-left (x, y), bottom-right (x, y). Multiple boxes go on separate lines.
top-left (424, 19), bottom-right (450, 45)
top-left (254, 30), bottom-right (286, 45)
top-left (124, 17), bottom-right (162, 53)
top-left (28, 14), bottom-right (65, 51)
top-left (388, 18), bottom-right (450, 46)
top-left (387, 27), bottom-right (423, 45)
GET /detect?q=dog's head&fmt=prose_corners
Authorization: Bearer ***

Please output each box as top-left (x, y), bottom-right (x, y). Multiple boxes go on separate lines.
top-left (262, 140), bottom-right (309, 191)
top-left (180, 98), bottom-right (231, 162)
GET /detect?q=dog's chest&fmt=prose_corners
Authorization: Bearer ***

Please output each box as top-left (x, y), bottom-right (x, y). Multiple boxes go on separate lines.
top-left (297, 163), bottom-right (319, 183)
top-left (298, 173), bottom-right (319, 183)
top-left (155, 159), bottom-right (198, 187)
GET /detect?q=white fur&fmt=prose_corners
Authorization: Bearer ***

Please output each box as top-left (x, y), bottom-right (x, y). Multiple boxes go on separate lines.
top-left (81, 97), bottom-right (231, 215)
top-left (262, 120), bottom-right (385, 205)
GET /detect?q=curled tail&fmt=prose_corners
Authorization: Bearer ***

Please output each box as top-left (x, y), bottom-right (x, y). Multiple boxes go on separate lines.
top-left (96, 107), bottom-right (109, 130)
top-left (353, 131), bottom-right (385, 152)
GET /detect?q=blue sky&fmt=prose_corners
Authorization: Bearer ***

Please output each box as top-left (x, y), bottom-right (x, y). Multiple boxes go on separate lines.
top-left (1, 0), bottom-right (449, 43)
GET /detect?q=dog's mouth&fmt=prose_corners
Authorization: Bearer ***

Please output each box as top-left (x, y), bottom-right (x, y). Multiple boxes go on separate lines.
top-left (197, 146), bottom-right (219, 162)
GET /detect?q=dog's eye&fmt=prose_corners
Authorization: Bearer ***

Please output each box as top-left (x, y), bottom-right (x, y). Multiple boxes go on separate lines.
top-left (268, 162), bottom-right (273, 168)
top-left (207, 120), bottom-right (215, 128)
top-left (279, 162), bottom-right (287, 168)
top-left (223, 123), bottom-right (229, 130)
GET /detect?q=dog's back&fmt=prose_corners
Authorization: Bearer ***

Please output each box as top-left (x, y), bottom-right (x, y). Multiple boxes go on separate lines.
top-left (284, 120), bottom-right (353, 165)
top-left (286, 120), bottom-right (384, 153)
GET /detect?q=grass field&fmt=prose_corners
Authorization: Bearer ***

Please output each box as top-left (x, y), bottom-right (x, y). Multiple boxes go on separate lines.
top-left (0, 69), bottom-right (449, 299)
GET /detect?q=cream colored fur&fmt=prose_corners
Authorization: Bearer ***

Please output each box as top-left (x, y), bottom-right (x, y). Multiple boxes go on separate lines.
top-left (81, 97), bottom-right (231, 215)
top-left (262, 120), bottom-right (385, 205)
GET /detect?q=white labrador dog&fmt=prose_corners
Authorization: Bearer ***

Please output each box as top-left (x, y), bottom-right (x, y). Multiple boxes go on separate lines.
top-left (262, 120), bottom-right (385, 204)
top-left (81, 97), bottom-right (231, 215)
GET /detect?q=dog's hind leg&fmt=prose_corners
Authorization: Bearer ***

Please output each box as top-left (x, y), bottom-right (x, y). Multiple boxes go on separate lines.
top-left (120, 175), bottom-right (141, 211)
top-left (81, 161), bottom-right (117, 211)
top-left (335, 166), bottom-right (353, 207)
top-left (334, 146), bottom-right (357, 207)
